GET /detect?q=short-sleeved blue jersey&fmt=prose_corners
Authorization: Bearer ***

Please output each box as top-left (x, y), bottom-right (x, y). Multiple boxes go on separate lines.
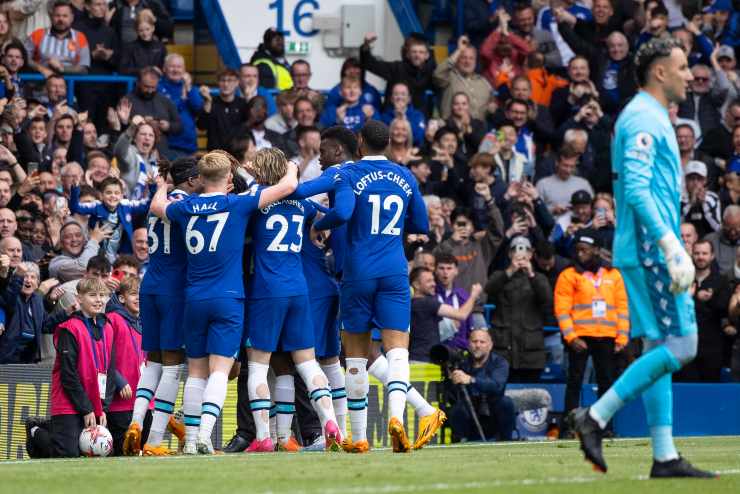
top-left (301, 202), bottom-right (339, 297)
top-left (248, 189), bottom-right (309, 299)
top-left (319, 156), bottom-right (428, 281)
top-left (140, 189), bottom-right (189, 296)
top-left (166, 190), bottom-right (261, 301)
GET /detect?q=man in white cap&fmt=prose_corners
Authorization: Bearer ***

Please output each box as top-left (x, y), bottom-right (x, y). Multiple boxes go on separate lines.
top-left (681, 160), bottom-right (721, 238)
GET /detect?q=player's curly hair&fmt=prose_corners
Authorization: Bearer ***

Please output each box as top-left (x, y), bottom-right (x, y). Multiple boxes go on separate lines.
top-left (634, 36), bottom-right (685, 87)
top-left (198, 150), bottom-right (236, 182)
top-left (252, 148), bottom-right (288, 185)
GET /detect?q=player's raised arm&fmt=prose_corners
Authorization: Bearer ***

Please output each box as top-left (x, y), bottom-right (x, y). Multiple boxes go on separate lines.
top-left (257, 157), bottom-right (299, 209)
top-left (149, 175), bottom-right (170, 219)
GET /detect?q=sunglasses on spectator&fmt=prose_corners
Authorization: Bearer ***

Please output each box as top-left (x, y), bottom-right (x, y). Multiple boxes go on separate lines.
top-left (692, 77), bottom-right (710, 82)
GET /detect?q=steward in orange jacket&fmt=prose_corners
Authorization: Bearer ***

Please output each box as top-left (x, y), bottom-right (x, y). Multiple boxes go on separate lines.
top-left (554, 229), bottom-right (629, 425)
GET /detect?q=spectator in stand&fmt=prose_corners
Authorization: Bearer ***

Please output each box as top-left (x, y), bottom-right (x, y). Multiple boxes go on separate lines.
top-left (283, 96), bottom-right (319, 154)
top-left (486, 121), bottom-right (531, 184)
top-left (118, 10), bottom-right (166, 75)
top-left (47, 219), bottom-right (108, 282)
top-left (676, 123), bottom-right (717, 189)
top-left (494, 76), bottom-right (557, 135)
top-left (14, 115), bottom-right (52, 169)
top-left (237, 95), bottom-right (287, 152)
top-left (326, 57), bottom-right (382, 113)
top-left (538, 0), bottom-right (593, 67)
top-left (319, 76), bottom-right (376, 132)
top-left (121, 67), bottom-right (181, 155)
top-left (360, 31), bottom-right (435, 114)
top-left (59, 161), bottom-right (82, 196)
top-left (434, 206), bottom-right (504, 299)
top-left (678, 64), bottom-right (725, 136)
top-left (435, 253), bottom-right (478, 352)
top-left (157, 54), bottom-right (203, 158)
top-left (554, 229), bottom-right (628, 435)
top-left (480, 9), bottom-right (531, 89)
top-left (265, 91), bottom-right (297, 135)
top-left (433, 34), bottom-right (492, 121)
top-left (536, 145), bottom-right (593, 217)
top-left (25, 0), bottom-right (90, 77)
top-left (706, 205), bottom-right (740, 275)
top-left (2, 40), bottom-right (26, 96)
top-left (197, 68), bottom-right (247, 151)
top-left (681, 221), bottom-right (699, 255)
top-left (378, 82), bottom-right (425, 147)
top-left (408, 266), bottom-right (481, 363)
top-left (595, 31), bottom-right (637, 117)
top-left (549, 56), bottom-right (593, 128)
top-left (675, 239), bottom-right (728, 382)
top-left (485, 235), bottom-right (552, 382)
top-left (73, 0), bottom-right (117, 131)
top-left (549, 189), bottom-right (593, 257)
top-left (112, 119), bottom-right (159, 198)
top-left (673, 22), bottom-right (714, 68)
top-left (289, 59), bottom-right (323, 111)
top-left (504, 98), bottom-right (554, 169)
top-left (556, 0), bottom-right (621, 61)
top-left (291, 125), bottom-right (321, 183)
top-left (511, 3), bottom-right (561, 69)
top-left (463, 0), bottom-right (497, 47)
top-left (110, 0), bottom-right (173, 44)
top-left (49, 112), bottom-right (84, 164)
top-left (428, 126), bottom-right (466, 194)
top-left (83, 151), bottom-right (111, 188)
top-left (0, 261), bottom-right (52, 363)
top-left (237, 63), bottom-right (277, 117)
top-left (386, 118), bottom-right (421, 167)
top-left (699, 99), bottom-right (740, 163)
top-left (721, 158), bottom-right (740, 211)
top-left (250, 27), bottom-right (293, 90)
top-left (558, 96), bottom-right (612, 191)
top-left (720, 245), bottom-right (740, 361)
top-left (681, 161), bottom-right (721, 238)
top-left (446, 92), bottom-right (486, 160)
top-left (131, 227), bottom-right (148, 271)
top-left (448, 328), bottom-right (516, 442)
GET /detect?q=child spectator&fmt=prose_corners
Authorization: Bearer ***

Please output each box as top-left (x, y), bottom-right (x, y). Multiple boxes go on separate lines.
top-left (69, 177), bottom-right (152, 263)
top-left (107, 276), bottom-right (145, 456)
top-left (25, 277), bottom-right (117, 458)
top-left (118, 11), bottom-right (166, 75)
top-left (319, 76), bottom-right (376, 132)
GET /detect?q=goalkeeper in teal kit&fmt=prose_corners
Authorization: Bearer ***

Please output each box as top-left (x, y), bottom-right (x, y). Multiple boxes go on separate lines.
top-left (570, 38), bottom-right (716, 479)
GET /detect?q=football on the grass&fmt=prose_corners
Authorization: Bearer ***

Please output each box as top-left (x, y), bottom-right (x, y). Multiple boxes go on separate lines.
top-left (79, 425), bottom-right (113, 457)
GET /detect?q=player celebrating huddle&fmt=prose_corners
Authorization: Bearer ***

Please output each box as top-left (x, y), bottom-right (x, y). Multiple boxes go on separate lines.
top-left (150, 149), bottom-right (298, 454)
top-left (314, 121), bottom-right (428, 452)
top-left (123, 157), bottom-right (202, 456)
top-left (245, 149), bottom-right (342, 452)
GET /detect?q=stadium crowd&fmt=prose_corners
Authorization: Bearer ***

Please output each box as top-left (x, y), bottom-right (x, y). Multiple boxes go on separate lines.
top-left (0, 0), bottom-right (740, 451)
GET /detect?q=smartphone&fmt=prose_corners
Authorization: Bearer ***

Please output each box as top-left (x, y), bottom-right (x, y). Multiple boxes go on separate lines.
top-left (111, 269), bottom-right (125, 282)
top-left (27, 162), bottom-right (39, 176)
top-left (595, 207), bottom-right (606, 220)
top-left (55, 196), bottom-right (67, 211)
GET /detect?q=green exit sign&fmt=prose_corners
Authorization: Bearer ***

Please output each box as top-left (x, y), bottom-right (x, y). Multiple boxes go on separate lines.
top-left (286, 41), bottom-right (310, 55)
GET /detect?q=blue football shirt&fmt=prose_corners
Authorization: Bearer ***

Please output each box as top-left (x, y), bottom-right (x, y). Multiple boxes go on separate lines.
top-left (166, 189), bottom-right (261, 301)
top-left (140, 190), bottom-right (189, 297)
top-left (248, 188), bottom-right (309, 299)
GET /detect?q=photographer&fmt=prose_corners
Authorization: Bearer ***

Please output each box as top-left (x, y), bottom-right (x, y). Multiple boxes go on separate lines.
top-left (448, 328), bottom-right (515, 442)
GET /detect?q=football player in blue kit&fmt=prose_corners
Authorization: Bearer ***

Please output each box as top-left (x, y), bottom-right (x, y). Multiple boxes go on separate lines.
top-left (149, 149), bottom-right (298, 455)
top-left (244, 149), bottom-right (343, 453)
top-left (312, 120), bottom-right (429, 452)
top-left (123, 157), bottom-right (201, 456)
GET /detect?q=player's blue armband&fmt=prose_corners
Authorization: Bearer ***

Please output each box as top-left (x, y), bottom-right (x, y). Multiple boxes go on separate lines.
top-left (313, 182), bottom-right (355, 230)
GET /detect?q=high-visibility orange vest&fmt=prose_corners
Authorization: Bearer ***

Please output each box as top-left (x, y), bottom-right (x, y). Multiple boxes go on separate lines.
top-left (554, 266), bottom-right (630, 346)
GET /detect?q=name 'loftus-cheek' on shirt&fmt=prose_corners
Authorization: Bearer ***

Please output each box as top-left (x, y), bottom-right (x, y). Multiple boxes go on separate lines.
top-left (351, 170), bottom-right (414, 197)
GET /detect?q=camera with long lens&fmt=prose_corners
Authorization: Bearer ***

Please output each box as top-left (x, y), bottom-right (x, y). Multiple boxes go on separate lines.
top-left (430, 344), bottom-right (468, 371)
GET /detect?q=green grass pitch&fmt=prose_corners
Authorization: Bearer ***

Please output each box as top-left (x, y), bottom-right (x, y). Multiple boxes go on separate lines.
top-left (1, 437), bottom-right (739, 494)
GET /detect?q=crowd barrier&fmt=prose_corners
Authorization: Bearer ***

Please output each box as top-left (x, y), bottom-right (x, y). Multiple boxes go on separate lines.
top-left (0, 363), bottom-right (443, 460)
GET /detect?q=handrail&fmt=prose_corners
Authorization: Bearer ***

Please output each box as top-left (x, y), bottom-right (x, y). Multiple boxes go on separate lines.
top-left (18, 73), bottom-right (137, 105)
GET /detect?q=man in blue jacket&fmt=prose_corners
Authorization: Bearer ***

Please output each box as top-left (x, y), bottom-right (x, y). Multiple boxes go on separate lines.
top-left (448, 328), bottom-right (516, 442)
top-left (158, 54), bottom-right (204, 158)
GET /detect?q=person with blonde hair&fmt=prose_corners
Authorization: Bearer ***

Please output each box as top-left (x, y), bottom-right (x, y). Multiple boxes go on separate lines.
top-left (149, 149), bottom-right (297, 455)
